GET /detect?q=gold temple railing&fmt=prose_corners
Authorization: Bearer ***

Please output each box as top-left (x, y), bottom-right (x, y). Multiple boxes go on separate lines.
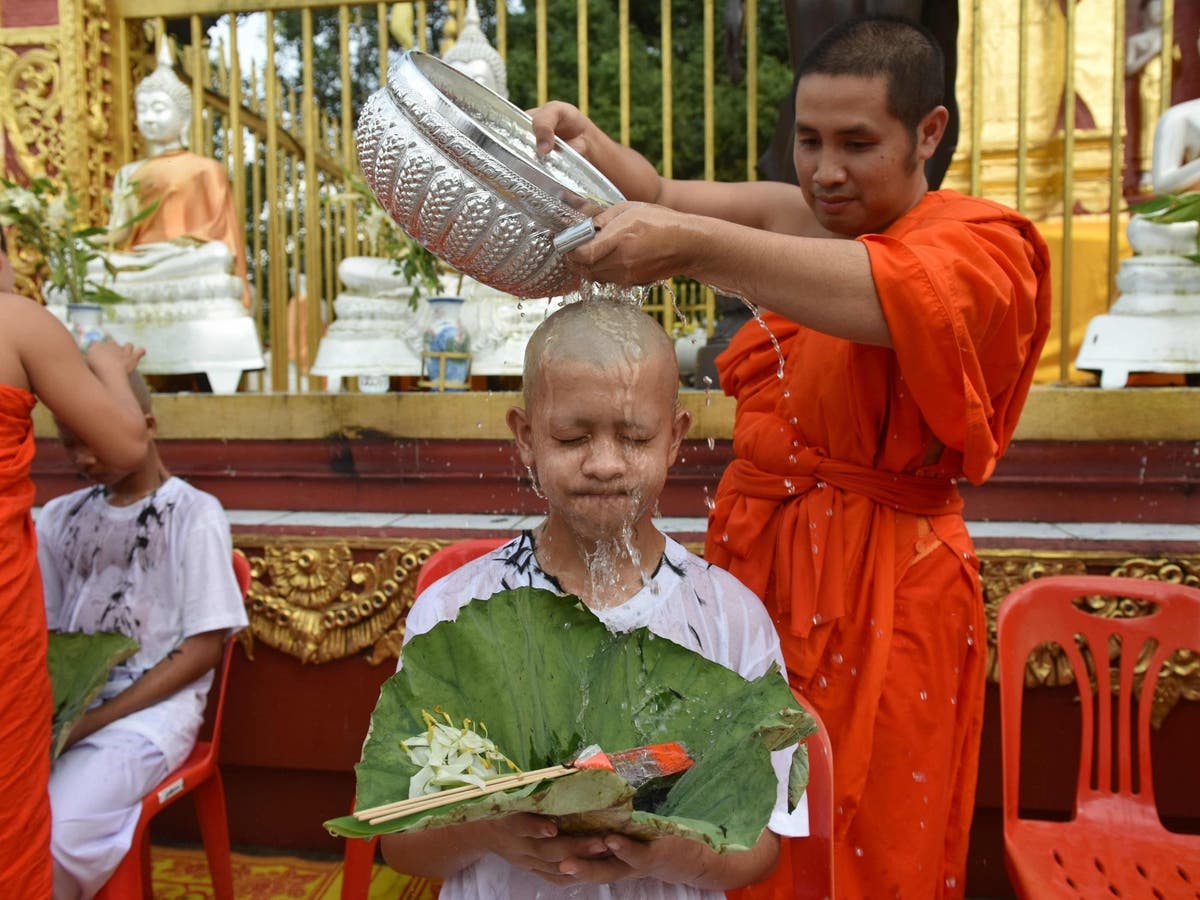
top-left (0, 0), bottom-right (1188, 389)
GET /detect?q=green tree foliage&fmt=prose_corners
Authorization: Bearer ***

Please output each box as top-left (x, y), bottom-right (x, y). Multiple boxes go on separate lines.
top-left (262, 2), bottom-right (792, 184)
top-left (501, 0), bottom-right (793, 183)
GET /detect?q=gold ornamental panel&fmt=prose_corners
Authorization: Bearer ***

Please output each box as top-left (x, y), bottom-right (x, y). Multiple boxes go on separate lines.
top-left (236, 536), bottom-right (451, 665)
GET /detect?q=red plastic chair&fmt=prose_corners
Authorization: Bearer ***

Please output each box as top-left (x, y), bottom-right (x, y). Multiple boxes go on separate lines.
top-left (726, 688), bottom-right (834, 900)
top-left (341, 538), bottom-right (506, 899)
top-left (94, 549), bottom-right (251, 900)
top-left (998, 575), bottom-right (1200, 898)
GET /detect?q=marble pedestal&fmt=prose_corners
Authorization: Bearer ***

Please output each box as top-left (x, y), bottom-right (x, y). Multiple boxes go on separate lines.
top-left (50, 270), bottom-right (264, 394)
top-left (1075, 255), bottom-right (1200, 388)
top-left (311, 259), bottom-right (553, 391)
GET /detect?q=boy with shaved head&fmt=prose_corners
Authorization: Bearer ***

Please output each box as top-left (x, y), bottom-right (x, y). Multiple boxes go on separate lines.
top-left (381, 299), bottom-right (807, 899)
top-left (37, 371), bottom-right (247, 899)
top-left (533, 14), bottom-right (1052, 898)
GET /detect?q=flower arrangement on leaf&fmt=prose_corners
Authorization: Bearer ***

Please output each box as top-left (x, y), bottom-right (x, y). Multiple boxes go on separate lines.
top-left (0, 177), bottom-right (133, 306)
top-left (338, 172), bottom-right (446, 308)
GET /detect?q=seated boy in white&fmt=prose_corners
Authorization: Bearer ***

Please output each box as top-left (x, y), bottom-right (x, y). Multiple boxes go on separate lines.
top-left (36, 372), bottom-right (248, 900)
top-left (381, 299), bottom-right (807, 899)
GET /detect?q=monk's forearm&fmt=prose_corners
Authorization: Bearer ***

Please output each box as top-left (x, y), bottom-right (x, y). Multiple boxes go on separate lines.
top-left (680, 216), bottom-right (892, 347)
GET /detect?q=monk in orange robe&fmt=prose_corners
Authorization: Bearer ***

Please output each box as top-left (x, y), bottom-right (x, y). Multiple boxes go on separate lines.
top-left (531, 16), bottom-right (1050, 898)
top-left (0, 244), bottom-right (150, 895)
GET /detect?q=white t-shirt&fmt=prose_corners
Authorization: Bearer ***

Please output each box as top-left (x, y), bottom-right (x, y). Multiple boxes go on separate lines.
top-left (401, 531), bottom-right (808, 900)
top-left (37, 477), bottom-right (248, 768)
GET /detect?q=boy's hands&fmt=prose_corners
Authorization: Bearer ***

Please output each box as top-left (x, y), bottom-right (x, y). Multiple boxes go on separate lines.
top-left (473, 814), bottom-right (613, 886)
top-left (84, 340), bottom-right (144, 374)
top-left (554, 832), bottom-right (710, 886)
top-left (479, 818), bottom-right (719, 889)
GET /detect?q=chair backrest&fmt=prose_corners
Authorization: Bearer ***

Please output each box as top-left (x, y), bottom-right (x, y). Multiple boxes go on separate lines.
top-left (414, 538), bottom-right (507, 597)
top-left (793, 688), bottom-right (835, 898)
top-left (998, 575), bottom-right (1200, 830)
top-left (199, 551), bottom-right (251, 749)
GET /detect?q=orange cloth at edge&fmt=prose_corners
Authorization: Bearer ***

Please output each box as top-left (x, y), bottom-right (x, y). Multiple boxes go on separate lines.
top-left (0, 384), bottom-right (53, 895)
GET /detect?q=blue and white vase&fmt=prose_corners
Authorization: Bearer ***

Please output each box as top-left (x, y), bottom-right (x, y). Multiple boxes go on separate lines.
top-left (66, 302), bottom-right (108, 351)
top-left (422, 296), bottom-right (471, 391)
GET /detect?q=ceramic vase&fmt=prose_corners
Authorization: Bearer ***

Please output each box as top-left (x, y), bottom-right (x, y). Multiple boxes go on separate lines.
top-left (421, 296), bottom-right (471, 391)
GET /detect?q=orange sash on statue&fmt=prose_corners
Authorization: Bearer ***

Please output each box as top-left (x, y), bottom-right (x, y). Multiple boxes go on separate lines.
top-left (0, 384), bottom-right (53, 895)
top-left (124, 149), bottom-right (252, 308)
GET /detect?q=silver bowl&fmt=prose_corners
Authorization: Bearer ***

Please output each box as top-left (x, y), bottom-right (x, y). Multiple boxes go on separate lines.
top-left (355, 51), bottom-right (625, 299)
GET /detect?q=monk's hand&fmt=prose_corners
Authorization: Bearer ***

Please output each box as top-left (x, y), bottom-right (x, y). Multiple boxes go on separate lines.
top-left (556, 833), bottom-right (711, 886)
top-left (567, 201), bottom-right (692, 287)
top-left (85, 340), bottom-right (145, 374)
top-left (529, 100), bottom-right (596, 158)
top-left (475, 813), bottom-right (614, 886)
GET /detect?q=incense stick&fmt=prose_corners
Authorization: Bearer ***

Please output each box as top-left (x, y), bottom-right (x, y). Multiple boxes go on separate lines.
top-left (354, 764), bottom-right (576, 825)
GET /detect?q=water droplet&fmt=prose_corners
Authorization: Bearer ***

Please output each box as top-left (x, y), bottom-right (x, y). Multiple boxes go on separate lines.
top-left (816, 481), bottom-right (826, 489)
top-left (950, 696), bottom-right (957, 706)
top-left (782, 389), bottom-right (791, 399)
top-left (706, 437), bottom-right (715, 451)
top-left (912, 771), bottom-right (928, 783)
top-left (788, 454), bottom-right (797, 464)
top-left (831, 652), bottom-right (843, 665)
top-left (854, 847), bottom-right (864, 857)
top-left (875, 629), bottom-right (884, 639)
top-left (919, 820), bottom-right (926, 830)
top-left (721, 532), bottom-right (729, 543)
top-left (812, 613), bottom-right (822, 625)
top-left (809, 520), bottom-right (816, 529)
top-left (825, 508), bottom-right (833, 517)
top-left (811, 544), bottom-right (819, 554)
top-left (966, 637), bottom-right (974, 647)
top-left (788, 416), bottom-right (799, 426)
top-left (784, 478), bottom-right (795, 494)
top-left (919, 690), bottom-right (928, 701)
top-left (817, 675), bottom-right (828, 688)
top-left (849, 666), bottom-right (858, 676)
top-left (945, 877), bottom-right (957, 889)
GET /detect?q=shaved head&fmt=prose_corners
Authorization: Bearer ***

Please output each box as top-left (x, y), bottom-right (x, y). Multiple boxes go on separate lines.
top-left (522, 300), bottom-right (679, 407)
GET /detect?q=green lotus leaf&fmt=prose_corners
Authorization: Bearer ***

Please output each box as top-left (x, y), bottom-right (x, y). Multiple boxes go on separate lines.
top-left (47, 630), bottom-right (140, 760)
top-left (326, 588), bottom-right (815, 852)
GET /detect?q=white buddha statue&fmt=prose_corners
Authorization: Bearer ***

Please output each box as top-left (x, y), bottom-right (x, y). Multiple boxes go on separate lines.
top-left (442, 0), bottom-right (508, 99)
top-left (54, 43), bottom-right (264, 393)
top-left (92, 44), bottom-right (250, 306)
top-left (1075, 84), bottom-right (1200, 386)
top-left (316, 1), bottom-right (534, 390)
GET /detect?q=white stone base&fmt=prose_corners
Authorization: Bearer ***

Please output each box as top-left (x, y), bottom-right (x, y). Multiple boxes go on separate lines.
top-left (1075, 312), bottom-right (1200, 387)
top-left (105, 316), bottom-right (265, 394)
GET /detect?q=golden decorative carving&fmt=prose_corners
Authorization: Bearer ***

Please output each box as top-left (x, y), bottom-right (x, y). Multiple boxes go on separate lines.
top-left (980, 553), bottom-right (1200, 727)
top-left (239, 538), bottom-right (450, 664)
top-left (0, 45), bottom-right (63, 180)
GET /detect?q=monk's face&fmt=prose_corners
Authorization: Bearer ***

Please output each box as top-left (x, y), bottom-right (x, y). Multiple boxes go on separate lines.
top-left (508, 352), bottom-right (689, 544)
top-left (793, 73), bottom-right (944, 236)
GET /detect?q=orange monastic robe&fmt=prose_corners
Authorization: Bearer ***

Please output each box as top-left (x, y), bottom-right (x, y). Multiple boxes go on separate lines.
top-left (123, 149), bottom-right (251, 308)
top-left (0, 385), bottom-right (53, 895)
top-left (712, 191), bottom-right (1051, 899)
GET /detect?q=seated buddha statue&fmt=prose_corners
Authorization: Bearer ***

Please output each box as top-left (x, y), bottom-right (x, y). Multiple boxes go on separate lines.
top-left (50, 44), bottom-right (264, 393)
top-left (1127, 94), bottom-right (1200, 256)
top-left (91, 45), bottom-right (250, 307)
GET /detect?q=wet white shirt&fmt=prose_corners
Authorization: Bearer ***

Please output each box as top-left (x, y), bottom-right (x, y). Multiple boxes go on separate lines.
top-left (37, 477), bottom-right (248, 768)
top-left (401, 531), bottom-right (809, 900)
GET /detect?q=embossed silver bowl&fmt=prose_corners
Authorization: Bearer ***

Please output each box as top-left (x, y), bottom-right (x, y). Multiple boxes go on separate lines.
top-left (355, 50), bottom-right (625, 299)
